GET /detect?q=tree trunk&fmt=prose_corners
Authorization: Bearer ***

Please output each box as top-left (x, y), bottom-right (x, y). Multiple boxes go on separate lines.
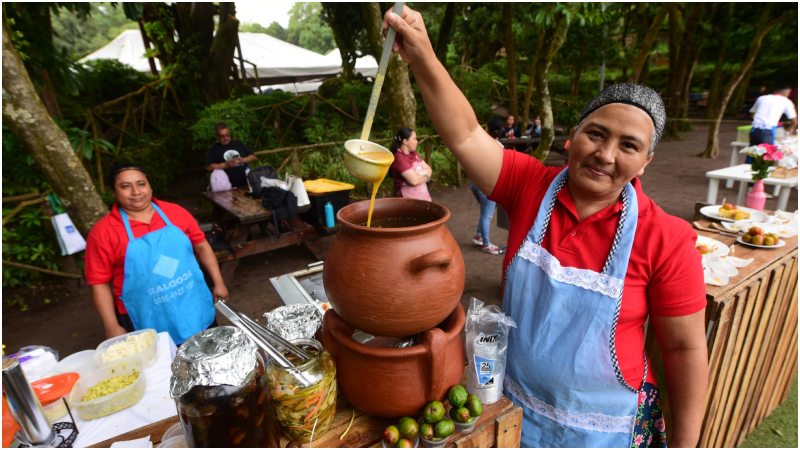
top-left (523, 32), bottom-right (544, 133)
top-left (363, 2), bottom-right (416, 132)
top-left (664, 4), bottom-right (704, 138)
top-left (533, 13), bottom-right (568, 160)
top-left (700, 8), bottom-right (785, 159)
top-left (3, 21), bottom-right (107, 233)
top-left (203, 2), bottom-right (239, 102)
top-left (502, 4), bottom-right (518, 118)
top-left (706, 5), bottom-right (733, 120)
top-left (435, 3), bottom-right (456, 65)
top-left (629, 6), bottom-right (667, 83)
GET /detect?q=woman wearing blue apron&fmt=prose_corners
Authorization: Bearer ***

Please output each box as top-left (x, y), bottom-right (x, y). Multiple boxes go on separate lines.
top-left (86, 163), bottom-right (228, 345)
top-left (382, 8), bottom-right (709, 447)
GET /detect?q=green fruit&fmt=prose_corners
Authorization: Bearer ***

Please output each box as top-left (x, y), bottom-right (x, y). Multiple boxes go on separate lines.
top-left (423, 400), bottom-right (446, 424)
top-left (434, 419), bottom-right (455, 439)
top-left (420, 422), bottom-right (435, 440)
top-left (453, 406), bottom-right (471, 423)
top-left (397, 437), bottom-right (414, 448)
top-left (466, 394), bottom-right (483, 417)
top-left (448, 384), bottom-right (468, 408)
top-left (397, 416), bottom-right (419, 439)
top-left (383, 425), bottom-right (400, 446)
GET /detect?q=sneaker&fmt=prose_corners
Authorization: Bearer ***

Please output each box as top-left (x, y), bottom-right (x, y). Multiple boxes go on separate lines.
top-left (472, 234), bottom-right (484, 246)
top-left (481, 244), bottom-right (505, 255)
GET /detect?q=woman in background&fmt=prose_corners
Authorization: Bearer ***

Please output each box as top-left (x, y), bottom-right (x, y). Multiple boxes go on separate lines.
top-left (389, 128), bottom-right (433, 201)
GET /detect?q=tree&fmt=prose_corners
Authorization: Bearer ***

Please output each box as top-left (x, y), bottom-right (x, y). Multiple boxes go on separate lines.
top-left (51, 3), bottom-right (137, 59)
top-left (663, 3), bottom-right (705, 138)
top-left (361, 2), bottom-right (416, 132)
top-left (288, 2), bottom-right (335, 54)
top-left (699, 6), bottom-right (788, 159)
top-left (434, 3), bottom-right (456, 65)
top-left (3, 19), bottom-right (107, 233)
top-left (502, 4), bottom-right (519, 118)
top-left (628, 5), bottom-right (667, 84)
top-left (322, 3), bottom-right (365, 82)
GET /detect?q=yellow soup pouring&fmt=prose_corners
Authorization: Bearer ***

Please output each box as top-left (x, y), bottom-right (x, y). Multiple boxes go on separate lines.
top-left (343, 140), bottom-right (394, 227)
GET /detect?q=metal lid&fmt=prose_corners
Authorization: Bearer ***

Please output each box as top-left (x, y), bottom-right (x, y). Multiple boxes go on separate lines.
top-left (169, 326), bottom-right (258, 399)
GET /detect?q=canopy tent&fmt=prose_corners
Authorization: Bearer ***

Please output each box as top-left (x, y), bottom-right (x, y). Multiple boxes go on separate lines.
top-left (79, 29), bottom-right (161, 73)
top-left (323, 49), bottom-right (378, 78)
top-left (80, 30), bottom-right (342, 85)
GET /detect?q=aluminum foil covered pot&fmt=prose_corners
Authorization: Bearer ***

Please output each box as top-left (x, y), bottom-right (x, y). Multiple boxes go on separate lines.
top-left (170, 326), bottom-right (279, 448)
top-left (323, 198), bottom-right (465, 337)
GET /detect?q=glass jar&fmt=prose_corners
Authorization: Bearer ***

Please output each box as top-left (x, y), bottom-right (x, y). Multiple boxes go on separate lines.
top-left (266, 338), bottom-right (337, 443)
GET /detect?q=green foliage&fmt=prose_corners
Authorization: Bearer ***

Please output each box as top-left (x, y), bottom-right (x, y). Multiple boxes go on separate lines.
top-left (190, 99), bottom-right (259, 151)
top-left (51, 3), bottom-right (138, 59)
top-left (71, 59), bottom-right (153, 106)
top-left (288, 2), bottom-right (336, 54)
top-left (2, 206), bottom-right (60, 289)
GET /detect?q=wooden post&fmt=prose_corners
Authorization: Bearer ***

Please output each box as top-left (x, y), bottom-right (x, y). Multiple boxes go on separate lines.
top-left (291, 150), bottom-right (302, 176)
top-left (424, 139), bottom-right (432, 164)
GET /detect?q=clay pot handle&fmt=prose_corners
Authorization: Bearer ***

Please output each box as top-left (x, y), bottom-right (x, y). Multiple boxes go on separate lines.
top-left (409, 249), bottom-right (451, 274)
top-left (423, 327), bottom-right (447, 400)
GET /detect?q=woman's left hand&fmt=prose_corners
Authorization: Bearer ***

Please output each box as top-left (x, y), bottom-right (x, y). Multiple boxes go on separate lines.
top-left (212, 284), bottom-right (229, 302)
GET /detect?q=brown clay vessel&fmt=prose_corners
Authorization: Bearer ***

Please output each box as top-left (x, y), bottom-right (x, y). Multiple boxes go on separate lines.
top-left (323, 198), bottom-right (465, 337)
top-left (321, 304), bottom-right (465, 418)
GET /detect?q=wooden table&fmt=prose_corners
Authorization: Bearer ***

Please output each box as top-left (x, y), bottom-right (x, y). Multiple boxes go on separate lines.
top-left (202, 187), bottom-right (321, 283)
top-left (647, 212), bottom-right (797, 447)
top-left (704, 164), bottom-right (797, 211)
top-left (91, 394), bottom-right (522, 448)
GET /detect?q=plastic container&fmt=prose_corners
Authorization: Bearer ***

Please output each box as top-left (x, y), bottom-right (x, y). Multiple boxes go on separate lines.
top-left (157, 435), bottom-right (188, 448)
top-left (303, 178), bottom-right (355, 194)
top-left (449, 415), bottom-right (477, 433)
top-left (737, 125), bottom-right (752, 143)
top-left (68, 357), bottom-right (145, 420)
top-left (95, 329), bottom-right (157, 368)
top-left (382, 436), bottom-right (419, 448)
top-left (419, 434), bottom-right (448, 448)
top-left (55, 350), bottom-right (96, 379)
top-left (31, 372), bottom-right (79, 423)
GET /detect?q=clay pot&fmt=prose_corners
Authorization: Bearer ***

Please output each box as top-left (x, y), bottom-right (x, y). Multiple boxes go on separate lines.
top-left (323, 198), bottom-right (465, 337)
top-left (321, 304), bottom-right (465, 418)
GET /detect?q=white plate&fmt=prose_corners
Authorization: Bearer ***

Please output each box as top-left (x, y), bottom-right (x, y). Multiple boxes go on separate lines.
top-left (700, 205), bottom-right (769, 223)
top-left (723, 220), bottom-right (797, 238)
top-left (735, 236), bottom-right (787, 249)
top-left (696, 235), bottom-right (730, 257)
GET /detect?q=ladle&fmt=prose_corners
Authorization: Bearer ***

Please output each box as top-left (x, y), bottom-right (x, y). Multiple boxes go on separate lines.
top-left (360, 1), bottom-right (405, 141)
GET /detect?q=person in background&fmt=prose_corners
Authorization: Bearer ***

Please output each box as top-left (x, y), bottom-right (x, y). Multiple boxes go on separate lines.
top-left (471, 117), bottom-right (506, 255)
top-left (389, 128), bottom-right (433, 201)
top-left (384, 6), bottom-right (707, 447)
top-left (205, 122), bottom-right (257, 188)
top-left (749, 87), bottom-right (797, 146)
top-left (527, 115), bottom-right (542, 137)
top-left (501, 114), bottom-right (521, 150)
top-left (85, 162), bottom-right (227, 344)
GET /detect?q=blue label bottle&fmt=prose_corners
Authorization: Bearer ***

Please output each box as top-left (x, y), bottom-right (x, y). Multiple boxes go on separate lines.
top-left (324, 202), bottom-right (335, 228)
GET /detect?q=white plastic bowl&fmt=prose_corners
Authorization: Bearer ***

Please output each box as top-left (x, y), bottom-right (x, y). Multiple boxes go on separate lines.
top-left (55, 349), bottom-right (96, 379)
top-left (95, 329), bottom-right (157, 367)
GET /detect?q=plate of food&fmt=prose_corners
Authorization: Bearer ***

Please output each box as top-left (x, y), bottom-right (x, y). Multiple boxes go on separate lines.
top-left (696, 235), bottom-right (730, 257)
top-left (736, 228), bottom-right (786, 249)
top-left (699, 203), bottom-right (768, 222)
top-left (722, 220), bottom-right (797, 238)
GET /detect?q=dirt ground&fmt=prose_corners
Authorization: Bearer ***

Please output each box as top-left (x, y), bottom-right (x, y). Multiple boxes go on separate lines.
top-left (2, 120), bottom-right (796, 358)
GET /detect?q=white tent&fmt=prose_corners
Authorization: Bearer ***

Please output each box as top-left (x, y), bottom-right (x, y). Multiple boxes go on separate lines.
top-left (323, 49), bottom-right (378, 78)
top-left (80, 31), bottom-right (342, 85)
top-left (79, 29), bottom-right (161, 73)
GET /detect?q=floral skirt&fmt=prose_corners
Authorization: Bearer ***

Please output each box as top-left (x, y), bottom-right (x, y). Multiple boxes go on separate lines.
top-left (632, 382), bottom-right (668, 448)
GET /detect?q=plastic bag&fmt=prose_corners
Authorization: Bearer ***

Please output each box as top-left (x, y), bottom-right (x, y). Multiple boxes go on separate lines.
top-left (465, 297), bottom-right (516, 404)
top-left (286, 174), bottom-right (310, 207)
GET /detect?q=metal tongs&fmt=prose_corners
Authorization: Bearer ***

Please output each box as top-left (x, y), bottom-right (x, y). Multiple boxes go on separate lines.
top-left (215, 301), bottom-right (315, 384)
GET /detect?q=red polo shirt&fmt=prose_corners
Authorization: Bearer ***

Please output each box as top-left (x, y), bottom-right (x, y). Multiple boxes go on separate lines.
top-left (491, 150), bottom-right (706, 388)
top-left (84, 199), bottom-right (206, 314)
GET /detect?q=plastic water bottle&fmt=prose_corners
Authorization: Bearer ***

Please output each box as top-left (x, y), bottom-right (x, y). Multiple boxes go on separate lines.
top-left (324, 202), bottom-right (335, 228)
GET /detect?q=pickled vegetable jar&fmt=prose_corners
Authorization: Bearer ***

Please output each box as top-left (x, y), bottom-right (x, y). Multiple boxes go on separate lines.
top-left (170, 327), bottom-right (279, 448)
top-left (266, 338), bottom-right (337, 443)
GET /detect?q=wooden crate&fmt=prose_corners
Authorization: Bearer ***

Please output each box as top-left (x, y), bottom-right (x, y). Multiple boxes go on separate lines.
top-left (91, 395), bottom-right (522, 448)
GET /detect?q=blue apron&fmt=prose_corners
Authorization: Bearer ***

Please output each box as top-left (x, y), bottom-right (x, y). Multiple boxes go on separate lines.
top-left (120, 203), bottom-right (214, 344)
top-left (502, 169), bottom-right (646, 447)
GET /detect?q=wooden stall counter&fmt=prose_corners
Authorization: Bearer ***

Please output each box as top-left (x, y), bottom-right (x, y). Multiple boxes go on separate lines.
top-left (92, 395), bottom-right (522, 448)
top-left (648, 211), bottom-right (798, 448)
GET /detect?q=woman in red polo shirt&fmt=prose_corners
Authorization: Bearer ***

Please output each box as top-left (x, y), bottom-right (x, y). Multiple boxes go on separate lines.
top-left (85, 163), bottom-right (228, 344)
top-left (385, 6), bottom-right (708, 448)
